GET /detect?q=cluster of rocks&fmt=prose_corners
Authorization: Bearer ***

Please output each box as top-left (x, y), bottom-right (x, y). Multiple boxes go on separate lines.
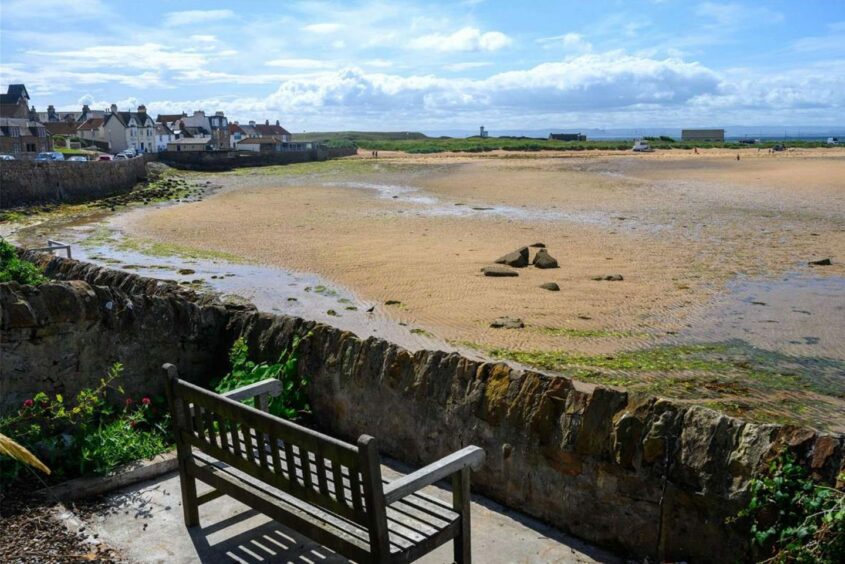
top-left (490, 243), bottom-right (559, 271)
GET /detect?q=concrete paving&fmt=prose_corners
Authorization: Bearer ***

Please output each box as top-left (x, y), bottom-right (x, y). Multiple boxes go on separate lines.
top-left (83, 462), bottom-right (620, 563)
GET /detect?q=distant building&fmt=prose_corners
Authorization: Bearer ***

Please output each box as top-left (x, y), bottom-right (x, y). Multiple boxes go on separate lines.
top-left (0, 84), bottom-right (32, 119)
top-left (77, 118), bottom-right (107, 147)
top-left (36, 104), bottom-right (104, 124)
top-left (479, 126), bottom-right (488, 138)
top-left (237, 137), bottom-right (281, 152)
top-left (549, 132), bottom-right (587, 142)
top-left (154, 123), bottom-right (175, 152)
top-left (102, 104), bottom-right (156, 153)
top-left (254, 119), bottom-right (291, 143)
top-left (681, 129), bottom-right (725, 142)
top-left (0, 117), bottom-right (51, 154)
top-left (166, 137), bottom-right (211, 152)
top-left (180, 110), bottom-right (230, 149)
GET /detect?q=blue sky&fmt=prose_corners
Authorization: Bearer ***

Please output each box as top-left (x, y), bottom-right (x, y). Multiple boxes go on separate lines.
top-left (1, 0), bottom-right (843, 132)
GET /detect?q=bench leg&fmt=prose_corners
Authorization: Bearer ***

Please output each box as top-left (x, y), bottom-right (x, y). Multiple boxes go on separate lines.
top-left (179, 467), bottom-right (200, 528)
top-left (452, 467), bottom-right (471, 564)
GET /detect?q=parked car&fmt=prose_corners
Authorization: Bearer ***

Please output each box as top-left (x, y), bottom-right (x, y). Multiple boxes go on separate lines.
top-left (113, 153), bottom-right (129, 160)
top-left (67, 156), bottom-right (88, 162)
top-left (97, 154), bottom-right (113, 161)
top-left (34, 151), bottom-right (65, 161)
top-left (827, 137), bottom-right (840, 145)
top-left (0, 154), bottom-right (15, 160)
top-left (122, 148), bottom-right (137, 157)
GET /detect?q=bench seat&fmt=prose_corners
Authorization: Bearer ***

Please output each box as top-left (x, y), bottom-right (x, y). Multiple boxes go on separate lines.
top-left (193, 450), bottom-right (461, 562)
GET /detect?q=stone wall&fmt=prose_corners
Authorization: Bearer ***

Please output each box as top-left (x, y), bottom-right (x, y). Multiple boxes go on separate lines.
top-left (0, 157), bottom-right (151, 208)
top-left (159, 146), bottom-right (357, 171)
top-left (3, 253), bottom-right (844, 562)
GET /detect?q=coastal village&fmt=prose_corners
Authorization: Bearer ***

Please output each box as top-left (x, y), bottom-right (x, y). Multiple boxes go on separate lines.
top-left (0, 83), bottom-right (297, 157)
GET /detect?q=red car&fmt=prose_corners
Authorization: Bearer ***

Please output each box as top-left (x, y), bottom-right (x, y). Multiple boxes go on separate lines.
top-left (97, 154), bottom-right (113, 161)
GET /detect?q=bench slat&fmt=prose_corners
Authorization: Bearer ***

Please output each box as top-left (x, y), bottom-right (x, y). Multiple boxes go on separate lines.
top-left (181, 428), bottom-right (369, 526)
top-left (175, 381), bottom-right (359, 467)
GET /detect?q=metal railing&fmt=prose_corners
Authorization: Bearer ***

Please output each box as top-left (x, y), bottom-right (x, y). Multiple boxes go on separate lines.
top-left (28, 239), bottom-right (72, 259)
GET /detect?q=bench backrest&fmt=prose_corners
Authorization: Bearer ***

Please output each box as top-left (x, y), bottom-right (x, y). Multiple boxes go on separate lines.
top-left (166, 375), bottom-right (377, 527)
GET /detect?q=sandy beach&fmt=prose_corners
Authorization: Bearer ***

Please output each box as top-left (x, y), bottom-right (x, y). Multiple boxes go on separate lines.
top-left (121, 150), bottom-right (845, 353)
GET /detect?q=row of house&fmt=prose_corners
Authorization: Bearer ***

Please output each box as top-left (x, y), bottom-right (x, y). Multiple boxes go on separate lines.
top-left (0, 84), bottom-right (51, 154)
top-left (0, 83), bottom-right (293, 156)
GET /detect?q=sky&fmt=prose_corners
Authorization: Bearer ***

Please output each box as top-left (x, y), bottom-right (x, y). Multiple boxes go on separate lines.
top-left (1, 0), bottom-right (843, 132)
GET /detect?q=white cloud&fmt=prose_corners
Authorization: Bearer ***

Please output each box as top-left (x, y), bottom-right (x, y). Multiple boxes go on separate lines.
top-left (163, 9), bottom-right (234, 27)
top-left (266, 58), bottom-right (336, 69)
top-left (409, 27), bottom-right (512, 52)
top-left (26, 44), bottom-right (208, 71)
top-left (190, 34), bottom-right (217, 43)
top-left (538, 33), bottom-right (593, 53)
top-left (444, 62), bottom-right (493, 71)
top-left (303, 22), bottom-right (343, 33)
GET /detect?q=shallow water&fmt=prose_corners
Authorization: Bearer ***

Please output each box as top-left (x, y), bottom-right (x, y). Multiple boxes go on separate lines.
top-left (677, 273), bottom-right (845, 361)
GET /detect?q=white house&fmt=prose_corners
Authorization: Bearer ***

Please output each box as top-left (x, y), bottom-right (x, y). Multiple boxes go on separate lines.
top-left (154, 123), bottom-right (175, 152)
top-left (102, 104), bottom-right (155, 153)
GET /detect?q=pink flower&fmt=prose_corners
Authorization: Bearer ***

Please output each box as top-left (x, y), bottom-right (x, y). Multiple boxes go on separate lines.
top-left (125, 398), bottom-right (133, 406)
top-left (141, 397), bottom-right (151, 406)
top-left (22, 399), bottom-right (34, 409)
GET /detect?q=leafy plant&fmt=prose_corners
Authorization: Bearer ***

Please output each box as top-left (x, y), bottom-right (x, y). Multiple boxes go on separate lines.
top-left (0, 363), bottom-right (171, 488)
top-left (738, 453), bottom-right (844, 562)
top-left (0, 238), bottom-right (47, 285)
top-left (213, 335), bottom-right (310, 420)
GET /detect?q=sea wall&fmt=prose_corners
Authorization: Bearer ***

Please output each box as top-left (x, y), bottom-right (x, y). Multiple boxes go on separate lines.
top-left (0, 156), bottom-right (154, 208)
top-left (159, 146), bottom-right (357, 171)
top-left (3, 252), bottom-right (844, 562)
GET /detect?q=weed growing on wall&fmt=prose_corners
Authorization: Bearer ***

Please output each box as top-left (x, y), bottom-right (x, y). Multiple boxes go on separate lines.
top-left (213, 335), bottom-right (311, 421)
top-left (738, 453), bottom-right (844, 562)
top-left (0, 239), bottom-right (46, 285)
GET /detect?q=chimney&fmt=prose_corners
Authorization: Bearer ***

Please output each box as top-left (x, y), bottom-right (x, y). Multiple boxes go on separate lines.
top-left (249, 121), bottom-right (255, 126)
top-left (110, 103), bottom-right (118, 114)
top-left (215, 111), bottom-right (224, 116)
top-left (82, 104), bottom-right (90, 113)
top-left (265, 119), bottom-right (269, 125)
top-left (275, 120), bottom-right (280, 126)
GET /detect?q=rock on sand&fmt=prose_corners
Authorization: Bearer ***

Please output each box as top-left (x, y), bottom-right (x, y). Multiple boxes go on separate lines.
top-left (490, 316), bottom-right (525, 329)
top-left (540, 282), bottom-right (560, 291)
top-left (533, 249), bottom-right (559, 269)
top-left (482, 266), bottom-right (519, 277)
top-left (494, 247), bottom-right (529, 268)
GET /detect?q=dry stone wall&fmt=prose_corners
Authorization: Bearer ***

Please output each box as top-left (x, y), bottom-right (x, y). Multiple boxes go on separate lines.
top-left (0, 157), bottom-right (151, 208)
top-left (2, 252), bottom-right (843, 562)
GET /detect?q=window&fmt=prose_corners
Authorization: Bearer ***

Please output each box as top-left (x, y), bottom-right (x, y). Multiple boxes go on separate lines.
top-left (26, 143), bottom-right (36, 152)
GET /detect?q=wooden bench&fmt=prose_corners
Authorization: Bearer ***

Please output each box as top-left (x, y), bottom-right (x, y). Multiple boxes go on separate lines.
top-left (163, 364), bottom-right (485, 563)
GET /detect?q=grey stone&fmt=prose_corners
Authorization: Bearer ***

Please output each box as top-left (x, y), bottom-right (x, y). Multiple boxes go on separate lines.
top-left (808, 258), bottom-right (832, 266)
top-left (494, 247), bottom-right (529, 268)
top-left (482, 266), bottom-right (519, 277)
top-left (490, 316), bottom-right (524, 329)
top-left (591, 274), bottom-right (624, 281)
top-left (532, 248), bottom-right (559, 269)
top-left (530, 242), bottom-right (546, 248)
top-left (540, 282), bottom-right (560, 291)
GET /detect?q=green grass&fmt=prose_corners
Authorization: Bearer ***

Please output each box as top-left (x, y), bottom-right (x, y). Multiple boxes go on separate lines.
top-left (342, 137), bottom-right (835, 154)
top-left (533, 326), bottom-right (648, 339)
top-left (292, 131), bottom-right (427, 143)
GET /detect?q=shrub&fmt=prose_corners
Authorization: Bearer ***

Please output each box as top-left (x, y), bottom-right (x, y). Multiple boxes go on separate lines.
top-left (738, 453), bottom-right (844, 562)
top-left (0, 239), bottom-right (46, 285)
top-left (0, 363), bottom-right (171, 488)
top-left (213, 335), bottom-right (310, 420)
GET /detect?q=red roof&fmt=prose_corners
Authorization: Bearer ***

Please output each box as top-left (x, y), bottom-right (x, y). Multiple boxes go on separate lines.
top-left (228, 123), bottom-right (246, 135)
top-left (44, 122), bottom-right (79, 135)
top-left (77, 118), bottom-right (104, 131)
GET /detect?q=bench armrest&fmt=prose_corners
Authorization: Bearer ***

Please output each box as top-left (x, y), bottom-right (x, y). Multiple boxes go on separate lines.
top-left (222, 379), bottom-right (283, 402)
top-left (382, 446), bottom-right (485, 505)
